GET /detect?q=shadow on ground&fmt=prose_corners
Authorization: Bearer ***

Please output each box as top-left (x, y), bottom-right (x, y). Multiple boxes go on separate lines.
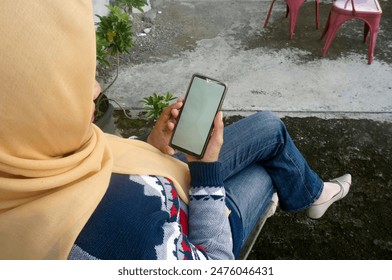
top-left (114, 113), bottom-right (392, 259)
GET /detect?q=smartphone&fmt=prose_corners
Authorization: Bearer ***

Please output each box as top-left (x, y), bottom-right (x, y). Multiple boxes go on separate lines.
top-left (170, 73), bottom-right (228, 158)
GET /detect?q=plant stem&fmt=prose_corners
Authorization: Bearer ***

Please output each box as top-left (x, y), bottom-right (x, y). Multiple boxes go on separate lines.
top-left (96, 52), bottom-right (120, 110)
top-left (102, 52), bottom-right (120, 95)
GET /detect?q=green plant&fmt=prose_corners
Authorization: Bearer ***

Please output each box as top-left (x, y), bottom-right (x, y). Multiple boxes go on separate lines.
top-left (140, 92), bottom-right (177, 121)
top-left (94, 1), bottom-right (150, 122)
top-left (95, 4), bottom-right (133, 118)
top-left (113, 0), bottom-right (148, 14)
top-left (95, 5), bottom-right (133, 85)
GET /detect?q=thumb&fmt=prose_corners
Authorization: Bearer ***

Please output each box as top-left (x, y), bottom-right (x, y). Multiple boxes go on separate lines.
top-left (211, 111), bottom-right (224, 143)
top-left (215, 111), bottom-right (224, 128)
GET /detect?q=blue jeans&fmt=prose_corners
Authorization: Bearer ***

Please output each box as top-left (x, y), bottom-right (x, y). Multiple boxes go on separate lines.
top-left (176, 111), bottom-right (323, 257)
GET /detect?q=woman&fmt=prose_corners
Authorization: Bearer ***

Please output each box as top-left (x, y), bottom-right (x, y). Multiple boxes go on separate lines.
top-left (0, 1), bottom-right (351, 260)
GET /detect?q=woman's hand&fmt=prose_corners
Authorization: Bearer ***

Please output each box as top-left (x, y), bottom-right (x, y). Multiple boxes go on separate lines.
top-left (186, 111), bottom-right (224, 163)
top-left (147, 98), bottom-right (184, 155)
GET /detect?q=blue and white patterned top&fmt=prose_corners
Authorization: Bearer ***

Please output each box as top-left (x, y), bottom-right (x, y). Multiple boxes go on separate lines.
top-left (68, 161), bottom-right (234, 260)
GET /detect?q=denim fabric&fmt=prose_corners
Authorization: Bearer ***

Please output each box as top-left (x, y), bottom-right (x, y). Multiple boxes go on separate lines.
top-left (175, 111), bottom-right (323, 257)
top-left (223, 164), bottom-right (275, 257)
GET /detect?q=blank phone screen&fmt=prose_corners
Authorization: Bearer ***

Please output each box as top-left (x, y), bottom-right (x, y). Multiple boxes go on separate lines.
top-left (171, 75), bottom-right (227, 157)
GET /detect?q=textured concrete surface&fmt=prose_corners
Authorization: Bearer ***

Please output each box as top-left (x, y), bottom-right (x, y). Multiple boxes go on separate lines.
top-left (103, 0), bottom-right (392, 121)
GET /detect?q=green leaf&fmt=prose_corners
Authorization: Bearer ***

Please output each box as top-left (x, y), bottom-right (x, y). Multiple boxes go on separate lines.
top-left (140, 91), bottom-right (178, 121)
top-left (95, 4), bottom-right (133, 66)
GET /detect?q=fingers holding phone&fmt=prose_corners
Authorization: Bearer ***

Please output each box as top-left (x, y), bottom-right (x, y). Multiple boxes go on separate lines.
top-left (170, 73), bottom-right (228, 159)
top-left (147, 98), bottom-right (184, 155)
top-left (186, 111), bottom-right (224, 163)
top-left (166, 98), bottom-right (184, 131)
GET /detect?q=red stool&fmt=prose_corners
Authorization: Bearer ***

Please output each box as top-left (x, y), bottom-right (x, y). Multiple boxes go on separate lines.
top-left (321, 0), bottom-right (382, 64)
top-left (264, 0), bottom-right (320, 40)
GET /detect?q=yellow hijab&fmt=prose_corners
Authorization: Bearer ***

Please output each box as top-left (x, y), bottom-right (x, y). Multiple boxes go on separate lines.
top-left (0, 1), bottom-right (189, 259)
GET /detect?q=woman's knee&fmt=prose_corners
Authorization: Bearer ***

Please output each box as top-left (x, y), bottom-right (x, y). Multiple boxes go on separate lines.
top-left (250, 111), bottom-right (286, 137)
top-left (254, 111), bottom-right (281, 124)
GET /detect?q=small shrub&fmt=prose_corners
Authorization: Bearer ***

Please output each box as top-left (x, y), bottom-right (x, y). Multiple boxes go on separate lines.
top-left (95, 4), bottom-right (133, 118)
top-left (140, 92), bottom-right (177, 121)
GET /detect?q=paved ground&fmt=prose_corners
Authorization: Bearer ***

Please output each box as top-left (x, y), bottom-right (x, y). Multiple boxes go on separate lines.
top-left (106, 0), bottom-right (392, 121)
top-left (96, 0), bottom-right (392, 259)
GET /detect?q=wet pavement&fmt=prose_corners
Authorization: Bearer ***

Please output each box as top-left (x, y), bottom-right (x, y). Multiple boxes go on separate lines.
top-left (96, 0), bottom-right (392, 259)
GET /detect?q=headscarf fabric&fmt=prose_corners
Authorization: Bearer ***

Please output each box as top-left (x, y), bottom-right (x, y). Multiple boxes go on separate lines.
top-left (0, 0), bottom-right (189, 259)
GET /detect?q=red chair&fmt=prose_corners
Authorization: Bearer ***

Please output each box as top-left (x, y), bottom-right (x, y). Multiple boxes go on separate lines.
top-left (263, 0), bottom-right (320, 40)
top-left (321, 0), bottom-right (382, 64)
